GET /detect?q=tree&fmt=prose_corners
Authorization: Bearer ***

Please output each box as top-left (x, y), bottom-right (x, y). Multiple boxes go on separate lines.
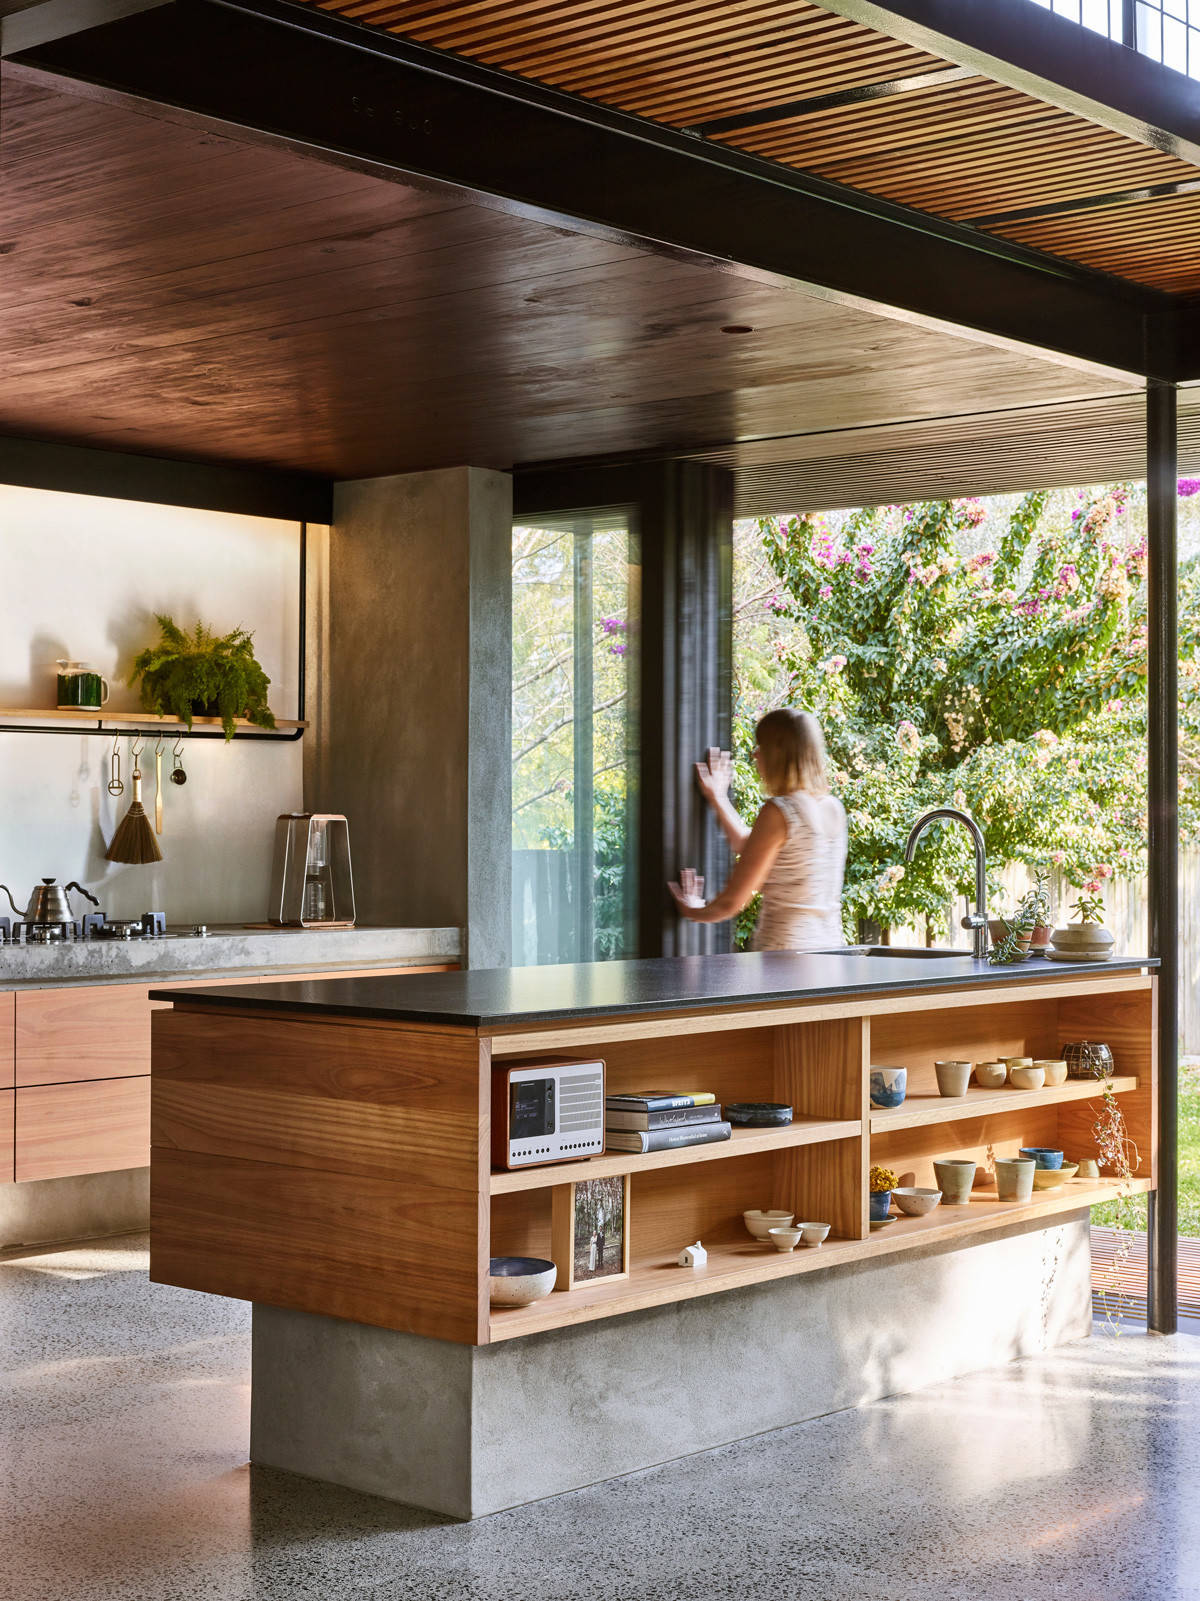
top-left (733, 484), bottom-right (1200, 938)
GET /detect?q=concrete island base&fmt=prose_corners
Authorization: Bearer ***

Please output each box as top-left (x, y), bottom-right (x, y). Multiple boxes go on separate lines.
top-left (250, 1213), bottom-right (1092, 1519)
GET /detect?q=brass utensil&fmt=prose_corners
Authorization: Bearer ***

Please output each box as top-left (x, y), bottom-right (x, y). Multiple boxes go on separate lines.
top-left (169, 735), bottom-right (188, 786)
top-left (154, 736), bottom-right (164, 834)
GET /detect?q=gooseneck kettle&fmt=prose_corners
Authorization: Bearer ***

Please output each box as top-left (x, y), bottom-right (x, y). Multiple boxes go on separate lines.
top-left (0, 877), bottom-right (100, 924)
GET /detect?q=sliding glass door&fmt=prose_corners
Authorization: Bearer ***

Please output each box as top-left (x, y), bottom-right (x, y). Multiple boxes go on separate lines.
top-left (511, 510), bottom-right (639, 965)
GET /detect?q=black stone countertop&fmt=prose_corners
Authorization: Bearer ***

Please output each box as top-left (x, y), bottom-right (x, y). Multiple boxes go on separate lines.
top-left (150, 949), bottom-right (1157, 1029)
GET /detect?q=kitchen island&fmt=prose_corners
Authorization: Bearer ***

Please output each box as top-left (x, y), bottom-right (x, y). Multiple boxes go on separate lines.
top-left (150, 952), bottom-right (1156, 1516)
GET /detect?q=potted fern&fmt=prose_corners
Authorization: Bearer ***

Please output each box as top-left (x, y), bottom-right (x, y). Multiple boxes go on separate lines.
top-left (129, 615), bottom-right (275, 741)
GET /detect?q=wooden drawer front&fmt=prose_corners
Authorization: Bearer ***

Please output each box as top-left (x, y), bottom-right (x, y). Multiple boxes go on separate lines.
top-left (16, 1077), bottom-right (149, 1182)
top-left (16, 985), bottom-right (154, 1087)
top-left (0, 1090), bottom-right (12, 1182)
top-left (0, 992), bottom-right (13, 1088)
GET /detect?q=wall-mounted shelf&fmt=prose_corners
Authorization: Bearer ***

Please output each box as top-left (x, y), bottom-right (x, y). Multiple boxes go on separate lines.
top-left (0, 706), bottom-right (305, 738)
top-left (869, 1076), bottom-right (1138, 1133)
top-left (489, 1117), bottom-right (862, 1195)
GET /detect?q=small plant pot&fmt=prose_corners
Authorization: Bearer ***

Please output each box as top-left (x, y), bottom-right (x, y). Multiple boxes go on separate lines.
top-left (1049, 924), bottom-right (1115, 962)
top-left (988, 918), bottom-right (1032, 956)
top-left (868, 1190), bottom-right (893, 1222)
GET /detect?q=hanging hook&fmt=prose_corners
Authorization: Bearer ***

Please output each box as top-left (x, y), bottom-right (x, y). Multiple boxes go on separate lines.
top-left (107, 734), bottom-right (124, 797)
top-left (130, 734), bottom-right (144, 765)
top-left (172, 735), bottom-right (184, 760)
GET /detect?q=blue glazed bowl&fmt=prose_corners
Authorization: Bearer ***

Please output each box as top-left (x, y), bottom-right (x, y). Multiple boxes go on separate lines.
top-left (1019, 1147), bottom-right (1064, 1169)
top-left (869, 1189), bottom-right (893, 1221)
top-left (869, 1066), bottom-right (907, 1109)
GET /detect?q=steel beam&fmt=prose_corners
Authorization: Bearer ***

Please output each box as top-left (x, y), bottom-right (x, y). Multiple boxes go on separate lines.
top-left (6, 0), bottom-right (1166, 384)
top-left (822, 0), bottom-right (1200, 168)
top-left (1147, 379), bottom-right (1179, 1335)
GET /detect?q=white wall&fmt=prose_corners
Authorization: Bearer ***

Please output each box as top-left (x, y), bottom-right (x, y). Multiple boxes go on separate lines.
top-left (0, 484), bottom-right (303, 925)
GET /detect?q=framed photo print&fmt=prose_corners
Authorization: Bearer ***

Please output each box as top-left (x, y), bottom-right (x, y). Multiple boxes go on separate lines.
top-left (551, 1174), bottom-right (630, 1290)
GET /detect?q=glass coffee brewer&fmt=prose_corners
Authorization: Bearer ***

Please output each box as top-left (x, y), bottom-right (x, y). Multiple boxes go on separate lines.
top-left (268, 814), bottom-right (356, 928)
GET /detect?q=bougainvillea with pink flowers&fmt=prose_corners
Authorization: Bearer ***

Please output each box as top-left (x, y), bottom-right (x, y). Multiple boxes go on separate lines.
top-left (732, 483), bottom-right (1200, 941)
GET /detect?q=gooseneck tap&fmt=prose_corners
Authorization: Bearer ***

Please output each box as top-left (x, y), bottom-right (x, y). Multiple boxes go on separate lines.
top-left (904, 808), bottom-right (989, 959)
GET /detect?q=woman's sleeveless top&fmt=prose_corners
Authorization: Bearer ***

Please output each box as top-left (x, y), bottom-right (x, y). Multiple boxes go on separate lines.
top-left (752, 791), bottom-right (848, 953)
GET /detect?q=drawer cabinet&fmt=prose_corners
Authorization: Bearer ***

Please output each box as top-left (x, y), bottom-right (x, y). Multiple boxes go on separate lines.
top-left (15, 1077), bottom-right (149, 1182)
top-left (16, 985), bottom-right (161, 1087)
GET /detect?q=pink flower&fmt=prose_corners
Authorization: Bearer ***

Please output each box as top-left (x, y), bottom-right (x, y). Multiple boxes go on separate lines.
top-left (1092, 863), bottom-right (1114, 880)
top-left (818, 584), bottom-right (833, 600)
top-left (1050, 850), bottom-right (1066, 866)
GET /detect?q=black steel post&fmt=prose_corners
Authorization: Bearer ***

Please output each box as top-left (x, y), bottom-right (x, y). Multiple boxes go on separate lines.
top-left (1147, 379), bottom-right (1178, 1334)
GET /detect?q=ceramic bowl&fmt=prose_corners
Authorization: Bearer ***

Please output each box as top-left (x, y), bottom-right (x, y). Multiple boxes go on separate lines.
top-left (1020, 1146), bottom-right (1064, 1169)
top-left (1032, 1162), bottom-right (1079, 1191)
top-left (1005, 1056), bottom-right (1034, 1069)
top-left (934, 1059), bottom-right (972, 1097)
top-left (1034, 1058), bottom-right (1068, 1086)
top-left (744, 1209), bottom-right (794, 1240)
top-left (488, 1256), bottom-right (557, 1307)
top-left (892, 1187), bottom-right (942, 1216)
top-left (974, 1060), bottom-right (1008, 1089)
top-left (798, 1221), bottom-right (832, 1246)
top-left (1008, 1065), bottom-right (1045, 1091)
top-left (767, 1226), bottom-right (803, 1252)
top-left (869, 1065), bottom-right (907, 1109)
top-left (726, 1102), bottom-right (793, 1127)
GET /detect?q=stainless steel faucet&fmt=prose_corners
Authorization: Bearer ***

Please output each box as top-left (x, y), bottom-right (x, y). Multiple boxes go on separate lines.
top-left (904, 808), bottom-right (989, 959)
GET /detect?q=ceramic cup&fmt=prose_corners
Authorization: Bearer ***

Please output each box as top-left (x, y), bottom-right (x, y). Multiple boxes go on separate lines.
top-left (798, 1221), bottom-right (831, 1247)
top-left (1005, 1056), bottom-right (1034, 1069)
top-left (1019, 1146), bottom-right (1064, 1169)
top-left (869, 1065), bottom-right (907, 1109)
top-left (1074, 1157), bottom-right (1101, 1179)
top-left (869, 1190), bottom-right (893, 1222)
top-left (1008, 1065), bottom-right (1045, 1090)
top-left (934, 1059), bottom-right (972, 1097)
top-left (994, 1158), bottom-right (1036, 1203)
top-left (767, 1226), bottom-right (803, 1252)
top-left (932, 1158), bottom-right (977, 1204)
top-left (1034, 1058), bottom-right (1068, 1086)
top-left (974, 1060), bottom-right (1008, 1089)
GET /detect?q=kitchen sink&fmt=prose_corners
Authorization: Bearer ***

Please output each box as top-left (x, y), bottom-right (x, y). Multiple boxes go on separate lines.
top-left (837, 945), bottom-right (975, 960)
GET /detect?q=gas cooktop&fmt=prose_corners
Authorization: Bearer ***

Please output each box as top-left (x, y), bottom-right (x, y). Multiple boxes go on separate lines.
top-left (0, 912), bottom-right (208, 946)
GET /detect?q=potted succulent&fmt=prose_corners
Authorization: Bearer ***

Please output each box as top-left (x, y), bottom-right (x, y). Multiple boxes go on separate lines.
top-left (869, 1164), bottom-right (899, 1222)
top-left (129, 614), bottom-right (275, 741)
top-left (988, 870), bottom-right (1052, 965)
top-left (1050, 886), bottom-right (1115, 962)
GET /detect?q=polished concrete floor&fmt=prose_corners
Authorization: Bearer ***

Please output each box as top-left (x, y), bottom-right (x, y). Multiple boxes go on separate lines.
top-left (3, 1233), bottom-right (1199, 1601)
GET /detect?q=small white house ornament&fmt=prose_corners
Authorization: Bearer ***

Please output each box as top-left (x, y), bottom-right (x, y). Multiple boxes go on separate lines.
top-left (678, 1241), bottom-right (707, 1267)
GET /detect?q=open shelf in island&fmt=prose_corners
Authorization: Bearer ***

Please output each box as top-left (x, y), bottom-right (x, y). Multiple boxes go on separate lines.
top-left (488, 1176), bottom-right (1149, 1340)
top-left (489, 1117), bottom-right (862, 1194)
top-left (869, 1076), bottom-right (1138, 1133)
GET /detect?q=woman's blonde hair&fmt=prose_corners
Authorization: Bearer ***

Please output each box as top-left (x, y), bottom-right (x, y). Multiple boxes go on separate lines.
top-left (755, 708), bottom-right (830, 798)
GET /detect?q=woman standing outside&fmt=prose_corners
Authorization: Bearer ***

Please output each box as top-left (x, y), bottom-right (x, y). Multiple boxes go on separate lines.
top-left (668, 709), bottom-right (847, 952)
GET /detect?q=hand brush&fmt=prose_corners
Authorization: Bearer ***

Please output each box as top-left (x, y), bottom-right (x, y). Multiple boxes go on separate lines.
top-left (106, 756), bottom-right (163, 864)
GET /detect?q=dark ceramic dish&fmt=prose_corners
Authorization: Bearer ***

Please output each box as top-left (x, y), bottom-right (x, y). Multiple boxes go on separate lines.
top-left (725, 1102), bottom-right (793, 1127)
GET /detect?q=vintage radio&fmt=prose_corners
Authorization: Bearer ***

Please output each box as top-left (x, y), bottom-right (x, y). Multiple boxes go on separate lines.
top-left (491, 1057), bottom-right (606, 1170)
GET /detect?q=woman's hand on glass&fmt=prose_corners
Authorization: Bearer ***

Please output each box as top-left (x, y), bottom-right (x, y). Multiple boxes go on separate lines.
top-left (695, 747), bottom-right (733, 806)
top-left (668, 868), bottom-right (706, 914)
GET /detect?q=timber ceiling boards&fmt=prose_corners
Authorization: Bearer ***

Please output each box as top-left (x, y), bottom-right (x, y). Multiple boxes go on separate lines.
top-left (0, 66), bottom-right (1128, 481)
top-left (297, 0), bottom-right (1200, 293)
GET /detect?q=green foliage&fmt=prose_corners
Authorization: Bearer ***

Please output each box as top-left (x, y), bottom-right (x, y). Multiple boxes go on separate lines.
top-left (988, 869), bottom-right (1049, 966)
top-left (735, 484), bottom-right (1200, 934)
top-left (129, 613), bottom-right (275, 741)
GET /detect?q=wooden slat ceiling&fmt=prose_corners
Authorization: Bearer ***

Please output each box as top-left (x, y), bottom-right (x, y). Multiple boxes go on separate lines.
top-left (684, 392), bottom-right (1200, 515)
top-left (301, 0), bottom-right (1200, 293)
top-left (0, 66), bottom-right (1126, 484)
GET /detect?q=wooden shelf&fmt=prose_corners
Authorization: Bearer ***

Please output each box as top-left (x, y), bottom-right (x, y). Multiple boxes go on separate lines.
top-left (0, 707), bottom-right (304, 733)
top-left (869, 1076), bottom-right (1138, 1133)
top-left (489, 1118), bottom-right (861, 1194)
top-left (488, 1177), bottom-right (1151, 1340)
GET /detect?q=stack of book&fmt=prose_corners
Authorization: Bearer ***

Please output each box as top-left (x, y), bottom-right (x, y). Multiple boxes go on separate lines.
top-left (605, 1091), bottom-right (733, 1154)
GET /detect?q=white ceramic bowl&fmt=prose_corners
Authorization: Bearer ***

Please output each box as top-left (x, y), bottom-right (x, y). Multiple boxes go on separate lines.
top-left (489, 1256), bottom-right (557, 1307)
top-left (974, 1060), bottom-right (1008, 1089)
top-left (1034, 1058), bottom-right (1068, 1086)
top-left (1009, 1065), bottom-right (1045, 1090)
top-left (768, 1226), bottom-right (803, 1252)
top-left (744, 1209), bottom-right (794, 1240)
top-left (891, 1187), bottom-right (942, 1216)
top-left (797, 1221), bottom-right (832, 1246)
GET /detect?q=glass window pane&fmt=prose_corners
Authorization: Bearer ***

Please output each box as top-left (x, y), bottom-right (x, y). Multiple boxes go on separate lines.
top-left (1165, 0), bottom-right (1187, 20)
top-left (1139, 1), bottom-right (1164, 58)
top-left (1081, 0), bottom-right (1113, 33)
top-left (511, 510), bottom-right (638, 965)
top-left (1165, 13), bottom-right (1189, 67)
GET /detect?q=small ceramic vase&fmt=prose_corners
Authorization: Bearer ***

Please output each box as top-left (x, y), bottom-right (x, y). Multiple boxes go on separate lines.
top-left (974, 1060), bottom-right (1007, 1089)
top-left (869, 1066), bottom-right (907, 1109)
top-left (995, 1158), bottom-right (1036, 1203)
top-left (932, 1159), bottom-right (976, 1204)
top-left (934, 1059), bottom-right (972, 1097)
top-left (869, 1190), bottom-right (893, 1222)
top-left (1074, 1157), bottom-right (1101, 1179)
top-left (1064, 1042), bottom-right (1115, 1081)
top-left (1034, 1059), bottom-right (1068, 1087)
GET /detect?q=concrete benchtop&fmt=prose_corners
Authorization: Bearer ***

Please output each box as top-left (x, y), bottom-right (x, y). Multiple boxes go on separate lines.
top-left (0, 925), bottom-right (460, 991)
top-left (151, 948), bottom-right (1156, 1028)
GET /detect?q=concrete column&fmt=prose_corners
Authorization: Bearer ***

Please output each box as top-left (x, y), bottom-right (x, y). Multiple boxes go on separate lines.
top-left (308, 467), bottom-right (512, 968)
top-left (250, 1213), bottom-right (1092, 1519)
